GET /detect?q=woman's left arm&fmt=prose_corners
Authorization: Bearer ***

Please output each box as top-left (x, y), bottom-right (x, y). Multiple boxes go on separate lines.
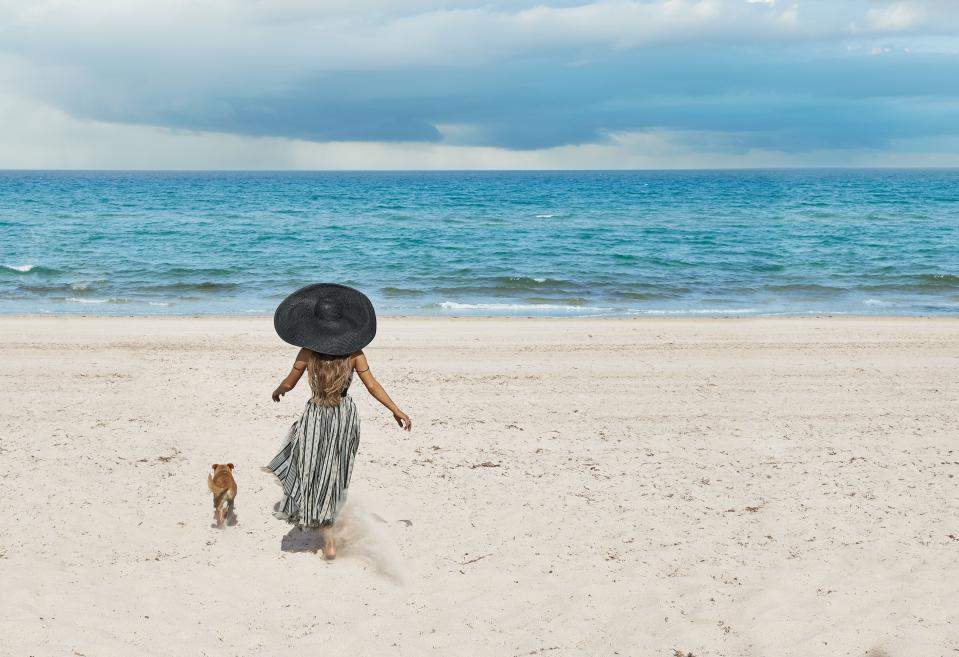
top-left (353, 351), bottom-right (412, 431)
top-left (272, 348), bottom-right (311, 402)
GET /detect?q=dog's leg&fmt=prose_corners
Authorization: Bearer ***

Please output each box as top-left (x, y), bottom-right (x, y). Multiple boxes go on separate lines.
top-left (213, 490), bottom-right (227, 527)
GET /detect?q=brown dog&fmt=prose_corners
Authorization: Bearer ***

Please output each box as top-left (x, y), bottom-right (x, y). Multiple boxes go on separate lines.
top-left (208, 463), bottom-right (237, 528)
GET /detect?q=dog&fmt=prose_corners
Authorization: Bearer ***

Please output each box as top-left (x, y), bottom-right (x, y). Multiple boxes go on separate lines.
top-left (208, 463), bottom-right (237, 528)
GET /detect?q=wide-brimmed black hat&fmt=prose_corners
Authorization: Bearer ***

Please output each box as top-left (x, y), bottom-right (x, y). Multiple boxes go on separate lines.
top-left (274, 283), bottom-right (376, 356)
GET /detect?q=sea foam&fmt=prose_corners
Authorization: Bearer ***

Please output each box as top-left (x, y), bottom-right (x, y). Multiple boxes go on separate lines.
top-left (628, 307), bottom-right (763, 315)
top-left (66, 297), bottom-right (110, 304)
top-left (438, 301), bottom-right (609, 313)
top-left (2, 264), bottom-right (35, 273)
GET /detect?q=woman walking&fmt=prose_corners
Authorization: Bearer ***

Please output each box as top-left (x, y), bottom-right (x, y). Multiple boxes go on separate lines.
top-left (265, 283), bottom-right (411, 559)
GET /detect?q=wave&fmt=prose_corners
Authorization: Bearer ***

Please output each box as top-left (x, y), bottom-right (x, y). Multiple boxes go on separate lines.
top-left (15, 281), bottom-right (110, 295)
top-left (765, 283), bottom-right (844, 293)
top-left (141, 281), bottom-right (240, 293)
top-left (160, 267), bottom-right (240, 277)
top-left (3, 264), bottom-right (34, 273)
top-left (627, 307), bottom-right (764, 315)
top-left (2, 264), bottom-right (59, 274)
top-left (15, 282), bottom-right (94, 295)
top-left (520, 297), bottom-right (594, 308)
top-left (434, 276), bottom-right (579, 295)
top-left (914, 273), bottom-right (959, 290)
top-left (857, 274), bottom-right (959, 294)
top-left (618, 289), bottom-right (688, 301)
top-left (437, 303), bottom-right (774, 316)
top-left (437, 301), bottom-right (610, 313)
top-left (381, 286), bottom-right (425, 298)
top-left (65, 297), bottom-right (110, 304)
top-left (493, 276), bottom-right (573, 289)
top-left (65, 297), bottom-right (136, 305)
top-left (15, 280), bottom-right (241, 298)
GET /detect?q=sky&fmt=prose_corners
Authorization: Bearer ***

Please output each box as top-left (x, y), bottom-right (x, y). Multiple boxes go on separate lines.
top-left (0, 0), bottom-right (957, 169)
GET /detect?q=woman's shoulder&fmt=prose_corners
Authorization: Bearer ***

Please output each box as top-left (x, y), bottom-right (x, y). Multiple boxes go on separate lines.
top-left (296, 347), bottom-right (313, 360)
top-left (350, 350), bottom-right (370, 374)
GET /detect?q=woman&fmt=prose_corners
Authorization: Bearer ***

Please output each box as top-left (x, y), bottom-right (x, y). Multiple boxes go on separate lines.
top-left (264, 283), bottom-right (411, 560)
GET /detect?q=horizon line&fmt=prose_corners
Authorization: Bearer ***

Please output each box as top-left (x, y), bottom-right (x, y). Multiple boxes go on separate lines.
top-left (2, 166), bottom-right (959, 173)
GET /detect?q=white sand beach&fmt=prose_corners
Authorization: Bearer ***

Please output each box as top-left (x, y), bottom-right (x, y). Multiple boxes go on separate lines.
top-left (0, 316), bottom-right (957, 656)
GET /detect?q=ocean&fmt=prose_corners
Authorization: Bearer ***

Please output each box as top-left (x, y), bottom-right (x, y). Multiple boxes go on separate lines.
top-left (1, 169), bottom-right (957, 317)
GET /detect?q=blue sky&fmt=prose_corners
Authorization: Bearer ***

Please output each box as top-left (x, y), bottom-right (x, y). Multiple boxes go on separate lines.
top-left (0, 0), bottom-right (957, 168)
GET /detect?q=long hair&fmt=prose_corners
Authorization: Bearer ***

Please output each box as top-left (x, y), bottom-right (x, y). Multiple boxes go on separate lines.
top-left (308, 351), bottom-right (353, 406)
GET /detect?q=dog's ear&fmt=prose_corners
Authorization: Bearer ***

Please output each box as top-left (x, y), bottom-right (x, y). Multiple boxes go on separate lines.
top-left (227, 463), bottom-right (234, 470)
top-left (212, 463), bottom-right (219, 470)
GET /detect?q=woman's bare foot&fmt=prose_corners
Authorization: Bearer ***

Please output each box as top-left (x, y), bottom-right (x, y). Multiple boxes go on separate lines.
top-left (321, 525), bottom-right (336, 560)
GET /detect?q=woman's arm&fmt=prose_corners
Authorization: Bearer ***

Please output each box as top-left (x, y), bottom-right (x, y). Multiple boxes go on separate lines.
top-left (353, 351), bottom-right (412, 431)
top-left (272, 347), bottom-right (311, 402)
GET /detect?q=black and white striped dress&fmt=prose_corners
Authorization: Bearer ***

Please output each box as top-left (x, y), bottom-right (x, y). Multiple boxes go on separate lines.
top-left (264, 371), bottom-right (360, 528)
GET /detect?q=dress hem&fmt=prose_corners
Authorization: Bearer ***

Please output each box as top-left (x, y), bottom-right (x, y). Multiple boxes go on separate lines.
top-left (260, 465), bottom-right (349, 528)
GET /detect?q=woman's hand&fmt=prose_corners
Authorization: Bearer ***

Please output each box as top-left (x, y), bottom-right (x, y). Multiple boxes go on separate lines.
top-left (273, 350), bottom-right (309, 402)
top-left (393, 410), bottom-right (412, 431)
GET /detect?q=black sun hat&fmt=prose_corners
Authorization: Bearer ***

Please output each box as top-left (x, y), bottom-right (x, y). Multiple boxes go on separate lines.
top-left (274, 283), bottom-right (377, 356)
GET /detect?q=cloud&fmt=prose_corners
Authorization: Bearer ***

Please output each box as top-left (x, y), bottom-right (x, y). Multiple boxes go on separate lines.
top-left (2, 91), bottom-right (959, 170)
top-left (852, 0), bottom-right (959, 34)
top-left (0, 0), bottom-right (958, 166)
top-left (865, 3), bottom-right (926, 31)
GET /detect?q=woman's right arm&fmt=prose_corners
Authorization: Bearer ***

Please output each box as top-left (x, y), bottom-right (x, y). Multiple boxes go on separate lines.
top-left (353, 351), bottom-right (412, 431)
top-left (272, 347), bottom-right (311, 402)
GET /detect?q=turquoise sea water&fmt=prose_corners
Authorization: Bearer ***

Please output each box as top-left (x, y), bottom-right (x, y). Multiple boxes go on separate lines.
top-left (1, 169), bottom-right (958, 316)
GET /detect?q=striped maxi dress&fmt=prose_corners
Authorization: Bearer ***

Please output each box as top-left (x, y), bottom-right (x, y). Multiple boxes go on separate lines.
top-left (264, 370), bottom-right (360, 528)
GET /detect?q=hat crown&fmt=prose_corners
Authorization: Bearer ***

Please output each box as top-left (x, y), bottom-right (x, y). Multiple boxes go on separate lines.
top-left (275, 283), bottom-right (376, 356)
top-left (314, 299), bottom-right (343, 321)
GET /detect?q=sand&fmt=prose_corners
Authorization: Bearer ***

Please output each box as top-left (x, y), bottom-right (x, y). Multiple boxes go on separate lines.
top-left (0, 316), bottom-right (957, 657)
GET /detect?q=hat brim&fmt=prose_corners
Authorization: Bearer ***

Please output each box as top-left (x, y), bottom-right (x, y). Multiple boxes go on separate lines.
top-left (274, 283), bottom-right (376, 356)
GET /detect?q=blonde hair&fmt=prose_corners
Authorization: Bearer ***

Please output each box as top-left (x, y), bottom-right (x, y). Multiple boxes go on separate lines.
top-left (308, 351), bottom-right (353, 406)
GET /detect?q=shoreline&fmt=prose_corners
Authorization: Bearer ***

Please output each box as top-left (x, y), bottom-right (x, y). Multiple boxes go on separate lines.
top-left (0, 312), bottom-right (957, 321)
